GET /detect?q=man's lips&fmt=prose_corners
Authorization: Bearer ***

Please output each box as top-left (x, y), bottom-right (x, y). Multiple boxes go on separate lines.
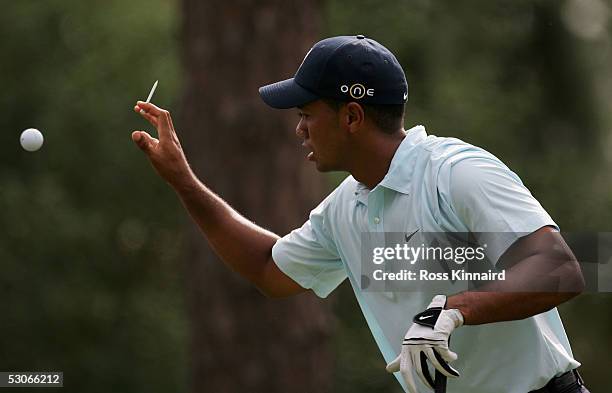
top-left (302, 141), bottom-right (315, 161)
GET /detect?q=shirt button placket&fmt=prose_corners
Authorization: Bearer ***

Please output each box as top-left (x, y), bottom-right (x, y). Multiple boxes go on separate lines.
top-left (368, 189), bottom-right (384, 232)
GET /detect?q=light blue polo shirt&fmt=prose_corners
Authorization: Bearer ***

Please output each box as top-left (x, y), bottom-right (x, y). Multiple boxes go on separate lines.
top-left (272, 125), bottom-right (580, 393)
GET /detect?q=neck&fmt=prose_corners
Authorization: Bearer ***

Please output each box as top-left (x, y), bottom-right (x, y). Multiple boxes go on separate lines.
top-left (348, 129), bottom-right (406, 189)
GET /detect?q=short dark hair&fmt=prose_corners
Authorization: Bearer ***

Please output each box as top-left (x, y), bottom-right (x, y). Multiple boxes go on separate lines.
top-left (322, 99), bottom-right (405, 134)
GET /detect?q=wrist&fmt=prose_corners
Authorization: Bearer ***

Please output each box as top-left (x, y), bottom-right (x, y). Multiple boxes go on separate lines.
top-left (445, 294), bottom-right (471, 325)
top-left (444, 308), bottom-right (464, 328)
top-left (419, 294), bottom-right (464, 329)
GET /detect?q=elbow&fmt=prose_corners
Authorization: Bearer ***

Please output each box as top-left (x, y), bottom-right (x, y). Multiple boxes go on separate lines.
top-left (256, 284), bottom-right (308, 299)
top-left (252, 279), bottom-right (280, 298)
top-left (572, 274), bottom-right (585, 296)
top-left (257, 287), bottom-right (286, 299)
top-left (570, 259), bottom-right (586, 294)
top-left (254, 283), bottom-right (298, 299)
top-left (255, 257), bottom-right (307, 298)
top-left (559, 260), bottom-right (585, 301)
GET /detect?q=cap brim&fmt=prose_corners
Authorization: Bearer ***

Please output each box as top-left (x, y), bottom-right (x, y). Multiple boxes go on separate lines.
top-left (259, 78), bottom-right (319, 109)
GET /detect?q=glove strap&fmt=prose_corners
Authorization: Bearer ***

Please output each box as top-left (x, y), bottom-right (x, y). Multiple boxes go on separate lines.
top-left (413, 307), bottom-right (443, 328)
top-left (413, 294), bottom-right (447, 328)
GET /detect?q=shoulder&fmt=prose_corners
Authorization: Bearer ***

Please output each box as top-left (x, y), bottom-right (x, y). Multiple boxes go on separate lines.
top-left (450, 157), bottom-right (521, 198)
top-left (420, 136), bottom-right (533, 221)
top-left (293, 175), bottom-right (357, 253)
top-left (405, 132), bottom-right (507, 180)
top-left (407, 133), bottom-right (516, 195)
top-left (439, 147), bottom-right (555, 233)
top-left (425, 136), bottom-right (519, 191)
top-left (425, 135), bottom-right (505, 168)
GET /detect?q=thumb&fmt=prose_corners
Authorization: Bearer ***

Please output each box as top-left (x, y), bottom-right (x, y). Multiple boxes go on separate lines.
top-left (132, 131), bottom-right (158, 153)
top-left (386, 355), bottom-right (401, 373)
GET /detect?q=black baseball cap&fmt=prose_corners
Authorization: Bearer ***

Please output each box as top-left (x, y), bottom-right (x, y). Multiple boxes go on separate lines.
top-left (259, 35), bottom-right (408, 109)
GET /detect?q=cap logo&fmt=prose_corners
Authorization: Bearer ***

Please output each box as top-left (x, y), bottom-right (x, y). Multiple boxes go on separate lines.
top-left (340, 84), bottom-right (374, 100)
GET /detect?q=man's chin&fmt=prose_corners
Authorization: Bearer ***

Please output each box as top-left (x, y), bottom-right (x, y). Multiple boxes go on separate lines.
top-left (314, 162), bottom-right (336, 172)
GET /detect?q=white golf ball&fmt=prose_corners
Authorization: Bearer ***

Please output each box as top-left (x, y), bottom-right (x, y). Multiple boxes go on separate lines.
top-left (20, 128), bottom-right (44, 152)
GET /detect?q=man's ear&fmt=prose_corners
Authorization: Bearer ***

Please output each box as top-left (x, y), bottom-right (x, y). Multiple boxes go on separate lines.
top-left (343, 102), bottom-right (365, 134)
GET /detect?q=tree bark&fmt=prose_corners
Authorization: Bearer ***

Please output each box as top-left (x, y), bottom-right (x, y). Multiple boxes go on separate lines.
top-left (179, 1), bottom-right (334, 392)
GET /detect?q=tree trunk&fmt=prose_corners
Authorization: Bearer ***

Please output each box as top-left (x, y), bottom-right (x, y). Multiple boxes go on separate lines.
top-left (179, 1), bottom-right (334, 392)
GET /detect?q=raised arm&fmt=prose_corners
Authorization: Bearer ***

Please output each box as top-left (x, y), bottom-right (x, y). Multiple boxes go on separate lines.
top-left (131, 101), bottom-right (306, 298)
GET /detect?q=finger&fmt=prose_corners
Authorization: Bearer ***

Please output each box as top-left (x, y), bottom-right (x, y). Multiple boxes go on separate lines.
top-left (413, 349), bottom-right (433, 390)
top-left (428, 348), bottom-right (460, 378)
top-left (435, 346), bottom-right (458, 363)
top-left (134, 103), bottom-right (155, 117)
top-left (131, 131), bottom-right (159, 153)
top-left (135, 105), bottom-right (160, 128)
top-left (137, 103), bottom-right (173, 142)
top-left (135, 101), bottom-right (165, 117)
top-left (165, 110), bottom-right (181, 141)
top-left (166, 107), bottom-right (176, 130)
top-left (386, 355), bottom-right (401, 373)
top-left (424, 348), bottom-right (457, 379)
top-left (399, 349), bottom-right (419, 393)
top-left (135, 103), bottom-right (174, 142)
top-left (158, 110), bottom-right (175, 142)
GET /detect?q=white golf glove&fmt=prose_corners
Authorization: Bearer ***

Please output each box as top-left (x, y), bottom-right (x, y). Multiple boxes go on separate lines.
top-left (386, 295), bottom-right (464, 393)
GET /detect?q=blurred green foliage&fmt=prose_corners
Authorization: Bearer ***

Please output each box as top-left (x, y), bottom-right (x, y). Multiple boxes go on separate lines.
top-left (325, 1), bottom-right (612, 392)
top-left (1, 1), bottom-right (611, 392)
top-left (0, 1), bottom-right (187, 392)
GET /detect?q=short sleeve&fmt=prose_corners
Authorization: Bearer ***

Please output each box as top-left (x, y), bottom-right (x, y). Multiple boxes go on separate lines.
top-left (448, 157), bottom-right (558, 263)
top-left (272, 198), bottom-right (347, 298)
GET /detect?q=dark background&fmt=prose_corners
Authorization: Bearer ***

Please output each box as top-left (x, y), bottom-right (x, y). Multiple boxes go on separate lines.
top-left (1, 0), bottom-right (610, 392)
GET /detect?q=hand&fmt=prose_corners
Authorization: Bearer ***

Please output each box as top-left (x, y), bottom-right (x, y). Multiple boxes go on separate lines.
top-left (132, 101), bottom-right (193, 188)
top-left (386, 295), bottom-right (463, 393)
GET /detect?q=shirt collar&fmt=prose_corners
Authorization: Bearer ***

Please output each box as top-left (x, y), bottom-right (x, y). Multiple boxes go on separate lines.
top-left (353, 125), bottom-right (427, 203)
top-left (380, 125), bottom-right (427, 193)
top-left (353, 182), bottom-right (370, 205)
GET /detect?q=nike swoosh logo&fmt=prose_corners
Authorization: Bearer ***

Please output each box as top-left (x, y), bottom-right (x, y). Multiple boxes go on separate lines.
top-left (405, 229), bottom-right (419, 242)
top-left (418, 315), bottom-right (434, 320)
top-left (403, 92), bottom-right (408, 100)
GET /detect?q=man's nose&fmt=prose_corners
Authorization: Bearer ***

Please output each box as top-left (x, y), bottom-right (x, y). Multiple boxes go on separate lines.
top-left (295, 119), bottom-right (306, 137)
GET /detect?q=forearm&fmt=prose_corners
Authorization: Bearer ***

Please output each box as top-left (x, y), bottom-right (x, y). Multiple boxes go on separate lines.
top-left (447, 228), bottom-right (584, 325)
top-left (131, 102), bottom-right (299, 296)
top-left (172, 171), bottom-right (279, 287)
top-left (446, 291), bottom-right (579, 325)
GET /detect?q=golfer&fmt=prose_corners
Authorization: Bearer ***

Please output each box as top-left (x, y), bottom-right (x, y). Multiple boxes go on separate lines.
top-left (132, 35), bottom-right (589, 393)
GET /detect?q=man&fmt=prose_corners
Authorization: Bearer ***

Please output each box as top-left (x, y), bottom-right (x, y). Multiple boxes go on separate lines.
top-left (132, 35), bottom-right (588, 393)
